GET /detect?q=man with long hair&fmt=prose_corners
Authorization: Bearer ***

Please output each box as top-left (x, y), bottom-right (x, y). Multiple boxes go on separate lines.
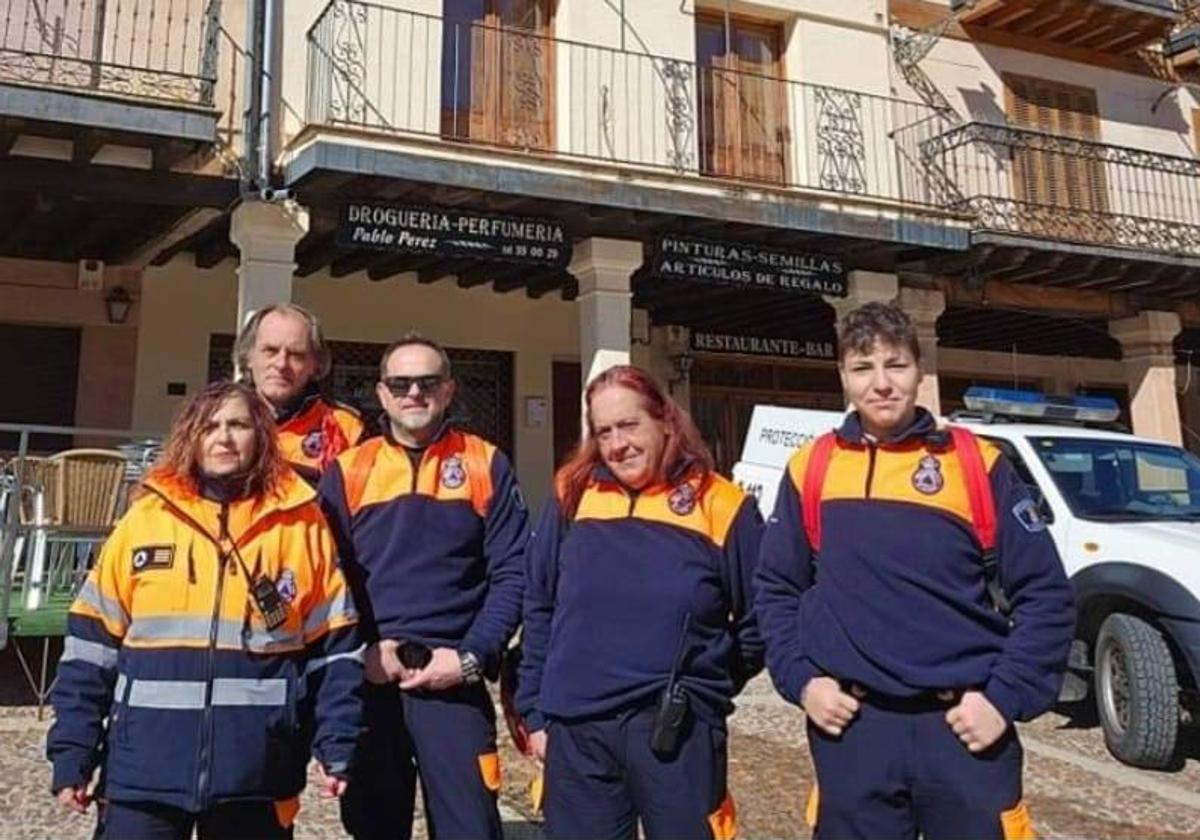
top-left (236, 303), bottom-right (364, 483)
top-left (48, 381), bottom-right (363, 839)
top-left (517, 365), bottom-right (763, 840)
top-left (756, 303), bottom-right (1073, 839)
top-left (318, 334), bottom-right (528, 840)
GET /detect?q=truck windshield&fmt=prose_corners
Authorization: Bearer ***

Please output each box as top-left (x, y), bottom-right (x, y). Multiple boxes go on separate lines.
top-left (1031, 437), bottom-right (1200, 522)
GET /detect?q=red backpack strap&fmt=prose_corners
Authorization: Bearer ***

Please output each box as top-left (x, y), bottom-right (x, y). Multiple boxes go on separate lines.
top-left (949, 426), bottom-right (1012, 615)
top-left (801, 433), bottom-right (839, 553)
top-left (948, 426), bottom-right (996, 551)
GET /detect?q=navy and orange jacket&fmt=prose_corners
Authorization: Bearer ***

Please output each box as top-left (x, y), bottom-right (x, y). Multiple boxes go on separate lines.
top-left (275, 387), bottom-right (365, 484)
top-left (517, 467), bottom-right (764, 731)
top-left (317, 426), bottom-right (528, 675)
top-left (755, 409), bottom-right (1075, 723)
top-left (47, 469), bottom-right (363, 811)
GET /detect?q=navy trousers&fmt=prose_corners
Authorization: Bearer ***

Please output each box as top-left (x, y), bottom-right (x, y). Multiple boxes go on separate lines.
top-left (94, 799), bottom-right (292, 840)
top-left (806, 692), bottom-right (1031, 840)
top-left (543, 706), bottom-right (734, 840)
top-left (339, 682), bottom-right (502, 840)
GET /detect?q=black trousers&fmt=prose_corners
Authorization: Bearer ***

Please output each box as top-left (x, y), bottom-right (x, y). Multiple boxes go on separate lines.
top-left (94, 799), bottom-right (293, 840)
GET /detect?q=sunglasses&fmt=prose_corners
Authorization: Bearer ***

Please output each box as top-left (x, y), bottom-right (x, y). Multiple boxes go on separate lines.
top-left (382, 375), bottom-right (447, 396)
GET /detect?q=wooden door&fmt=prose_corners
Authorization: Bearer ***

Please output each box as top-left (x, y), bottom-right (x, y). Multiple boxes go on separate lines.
top-left (1005, 74), bottom-right (1109, 241)
top-left (697, 14), bottom-right (787, 184)
top-left (443, 0), bottom-right (553, 151)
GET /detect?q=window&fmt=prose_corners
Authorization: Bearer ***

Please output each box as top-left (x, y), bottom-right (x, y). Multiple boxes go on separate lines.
top-left (1004, 74), bottom-right (1110, 238)
top-left (696, 13), bottom-right (788, 184)
top-left (441, 0), bottom-right (554, 151)
top-left (1031, 436), bottom-right (1200, 521)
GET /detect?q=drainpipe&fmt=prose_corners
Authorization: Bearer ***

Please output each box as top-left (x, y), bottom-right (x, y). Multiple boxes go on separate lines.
top-left (244, 0), bottom-right (286, 197)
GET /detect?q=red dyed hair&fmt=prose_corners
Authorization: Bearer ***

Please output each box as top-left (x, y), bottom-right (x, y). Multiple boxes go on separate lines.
top-left (145, 380), bottom-right (287, 499)
top-left (554, 365), bottom-right (715, 518)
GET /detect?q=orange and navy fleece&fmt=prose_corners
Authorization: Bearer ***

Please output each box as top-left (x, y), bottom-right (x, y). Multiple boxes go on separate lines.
top-left (317, 426), bottom-right (528, 675)
top-left (276, 388), bottom-right (365, 484)
top-left (755, 409), bottom-right (1075, 724)
top-left (517, 468), bottom-right (764, 732)
top-left (47, 469), bottom-right (363, 811)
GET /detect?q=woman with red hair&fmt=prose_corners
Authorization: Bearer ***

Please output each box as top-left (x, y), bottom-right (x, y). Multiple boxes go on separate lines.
top-left (516, 365), bottom-right (763, 840)
top-left (48, 381), bottom-right (363, 840)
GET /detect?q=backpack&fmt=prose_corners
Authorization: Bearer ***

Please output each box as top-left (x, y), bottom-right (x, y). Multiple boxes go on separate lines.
top-left (800, 425), bottom-right (1011, 615)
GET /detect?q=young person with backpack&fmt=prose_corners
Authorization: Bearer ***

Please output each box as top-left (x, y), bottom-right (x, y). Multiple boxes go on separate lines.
top-left (755, 302), bottom-right (1075, 840)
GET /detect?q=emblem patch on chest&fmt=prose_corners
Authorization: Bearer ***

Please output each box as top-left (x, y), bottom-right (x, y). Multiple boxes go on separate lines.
top-left (275, 569), bottom-right (298, 604)
top-left (131, 545), bottom-right (175, 572)
top-left (668, 484), bottom-right (697, 516)
top-left (911, 455), bottom-right (945, 495)
top-left (301, 430), bottom-right (325, 458)
top-left (441, 455), bottom-right (467, 489)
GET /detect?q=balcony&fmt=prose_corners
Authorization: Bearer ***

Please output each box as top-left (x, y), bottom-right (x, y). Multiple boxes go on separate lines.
top-left (302, 0), bottom-right (953, 211)
top-left (911, 121), bottom-right (1200, 259)
top-left (951, 0), bottom-right (1180, 55)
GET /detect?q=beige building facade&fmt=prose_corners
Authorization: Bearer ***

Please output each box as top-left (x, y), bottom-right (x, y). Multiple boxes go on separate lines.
top-left (2, 0), bottom-right (1200, 508)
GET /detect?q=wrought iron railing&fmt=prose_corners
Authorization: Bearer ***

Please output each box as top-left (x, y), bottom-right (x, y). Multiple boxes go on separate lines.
top-left (0, 0), bottom-right (222, 106)
top-left (305, 0), bottom-right (954, 207)
top-left (908, 121), bottom-right (1200, 255)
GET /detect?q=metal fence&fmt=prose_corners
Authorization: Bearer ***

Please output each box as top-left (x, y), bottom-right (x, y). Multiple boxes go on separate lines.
top-left (306, 0), bottom-right (954, 207)
top-left (912, 121), bottom-right (1200, 255)
top-left (0, 0), bottom-right (223, 106)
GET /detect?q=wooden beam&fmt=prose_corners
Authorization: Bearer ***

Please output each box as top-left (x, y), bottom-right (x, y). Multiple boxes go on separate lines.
top-left (194, 237), bottom-right (236, 269)
top-left (418, 259), bottom-right (476, 285)
top-left (124, 207), bottom-right (223, 268)
top-left (527, 273), bottom-right (568, 299)
top-left (295, 232), bottom-right (338, 277)
top-left (366, 255), bottom-right (437, 282)
top-left (942, 276), bottom-right (1132, 319)
top-left (889, 0), bottom-right (1174, 79)
top-left (152, 140), bottom-right (198, 172)
top-left (329, 251), bottom-right (377, 278)
top-left (0, 159), bottom-right (238, 207)
top-left (72, 130), bottom-right (111, 164)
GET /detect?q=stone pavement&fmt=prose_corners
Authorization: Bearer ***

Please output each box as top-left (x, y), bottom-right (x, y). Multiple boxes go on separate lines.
top-left (1, 664), bottom-right (1198, 839)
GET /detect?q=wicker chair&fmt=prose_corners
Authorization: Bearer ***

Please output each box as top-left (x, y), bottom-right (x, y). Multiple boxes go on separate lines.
top-left (48, 449), bottom-right (126, 534)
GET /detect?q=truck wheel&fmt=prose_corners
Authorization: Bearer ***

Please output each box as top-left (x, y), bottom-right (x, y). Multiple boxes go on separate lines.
top-left (1094, 613), bottom-right (1179, 769)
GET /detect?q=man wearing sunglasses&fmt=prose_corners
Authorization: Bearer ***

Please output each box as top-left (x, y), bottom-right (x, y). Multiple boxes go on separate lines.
top-left (318, 334), bottom-right (528, 840)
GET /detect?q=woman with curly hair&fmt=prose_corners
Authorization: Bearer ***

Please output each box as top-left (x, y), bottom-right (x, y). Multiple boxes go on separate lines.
top-left (48, 380), bottom-right (363, 840)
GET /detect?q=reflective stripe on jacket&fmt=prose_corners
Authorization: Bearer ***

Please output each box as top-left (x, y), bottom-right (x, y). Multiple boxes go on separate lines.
top-left (47, 468), bottom-right (363, 811)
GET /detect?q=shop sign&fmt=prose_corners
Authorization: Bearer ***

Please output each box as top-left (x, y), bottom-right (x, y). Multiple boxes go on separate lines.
top-left (652, 235), bottom-right (847, 297)
top-left (338, 203), bottom-right (571, 267)
top-left (691, 330), bottom-right (836, 361)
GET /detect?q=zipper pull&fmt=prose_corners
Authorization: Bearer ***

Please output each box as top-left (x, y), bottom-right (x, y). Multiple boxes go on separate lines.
top-left (187, 542), bottom-right (196, 585)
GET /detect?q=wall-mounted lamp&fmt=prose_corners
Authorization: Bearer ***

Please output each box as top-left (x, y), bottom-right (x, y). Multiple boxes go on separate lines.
top-left (104, 286), bottom-right (134, 325)
top-left (669, 349), bottom-right (695, 381)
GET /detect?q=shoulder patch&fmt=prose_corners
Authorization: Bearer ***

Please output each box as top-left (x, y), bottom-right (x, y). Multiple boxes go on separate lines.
top-left (132, 545), bottom-right (174, 572)
top-left (1012, 498), bottom-right (1047, 533)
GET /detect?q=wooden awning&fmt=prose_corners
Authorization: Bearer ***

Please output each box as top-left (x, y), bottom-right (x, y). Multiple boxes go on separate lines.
top-left (955, 0), bottom-right (1179, 54)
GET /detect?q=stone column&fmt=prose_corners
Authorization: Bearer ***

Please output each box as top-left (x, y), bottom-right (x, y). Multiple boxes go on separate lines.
top-left (229, 199), bottom-right (310, 329)
top-left (897, 286), bottom-right (946, 417)
top-left (1110, 311), bottom-right (1183, 444)
top-left (569, 237), bottom-right (642, 387)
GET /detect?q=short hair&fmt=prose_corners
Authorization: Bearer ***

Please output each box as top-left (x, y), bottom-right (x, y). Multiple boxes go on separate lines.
top-left (837, 302), bottom-right (921, 363)
top-left (234, 303), bottom-right (332, 380)
top-left (378, 332), bottom-right (453, 380)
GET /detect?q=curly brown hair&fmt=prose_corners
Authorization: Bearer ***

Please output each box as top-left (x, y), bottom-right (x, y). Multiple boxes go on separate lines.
top-left (145, 380), bottom-right (287, 498)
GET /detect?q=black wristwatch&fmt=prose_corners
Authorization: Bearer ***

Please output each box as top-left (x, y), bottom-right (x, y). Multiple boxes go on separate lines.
top-left (459, 650), bottom-right (482, 685)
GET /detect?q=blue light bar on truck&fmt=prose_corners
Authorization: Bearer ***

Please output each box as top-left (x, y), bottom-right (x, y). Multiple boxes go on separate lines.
top-left (962, 387), bottom-right (1121, 423)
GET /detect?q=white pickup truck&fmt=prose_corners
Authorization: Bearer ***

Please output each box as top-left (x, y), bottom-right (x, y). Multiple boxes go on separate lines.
top-left (733, 391), bottom-right (1200, 770)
